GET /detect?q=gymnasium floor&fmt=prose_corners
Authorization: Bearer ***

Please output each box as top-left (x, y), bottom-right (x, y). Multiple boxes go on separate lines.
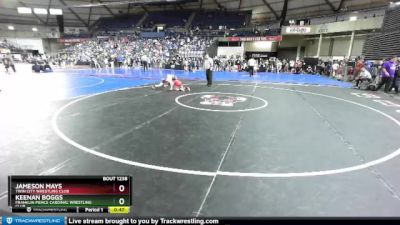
top-left (1, 68), bottom-right (400, 217)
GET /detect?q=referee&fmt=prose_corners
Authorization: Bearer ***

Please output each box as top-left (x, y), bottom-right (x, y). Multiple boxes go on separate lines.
top-left (141, 54), bottom-right (149, 72)
top-left (248, 57), bottom-right (256, 77)
top-left (204, 54), bottom-right (214, 87)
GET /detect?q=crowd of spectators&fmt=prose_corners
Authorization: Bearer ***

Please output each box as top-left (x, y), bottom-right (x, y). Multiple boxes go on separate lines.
top-left (208, 56), bottom-right (399, 93)
top-left (50, 32), bottom-right (398, 94)
top-left (60, 32), bottom-right (213, 71)
top-left (59, 34), bottom-right (386, 83)
top-left (0, 39), bottom-right (23, 53)
top-left (209, 56), bottom-right (349, 77)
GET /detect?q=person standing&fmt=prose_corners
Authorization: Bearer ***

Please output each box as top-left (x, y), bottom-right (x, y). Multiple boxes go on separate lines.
top-left (390, 64), bottom-right (399, 94)
top-left (289, 59), bottom-right (295, 73)
top-left (248, 57), bottom-right (256, 77)
top-left (104, 57), bottom-right (109, 69)
top-left (204, 54), bottom-right (214, 87)
top-left (235, 58), bottom-right (241, 71)
top-left (141, 54), bottom-right (149, 72)
top-left (376, 56), bottom-right (397, 93)
top-left (2, 54), bottom-right (16, 73)
top-left (276, 59), bottom-right (282, 73)
top-left (332, 61), bottom-right (339, 78)
top-left (8, 54), bottom-right (16, 73)
top-left (2, 56), bottom-right (10, 73)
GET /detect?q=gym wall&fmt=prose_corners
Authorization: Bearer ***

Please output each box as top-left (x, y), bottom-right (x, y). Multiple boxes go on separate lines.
top-left (303, 35), bottom-right (366, 58)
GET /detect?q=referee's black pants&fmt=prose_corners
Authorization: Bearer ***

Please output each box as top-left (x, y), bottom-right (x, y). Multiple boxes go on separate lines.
top-left (206, 69), bottom-right (212, 86)
top-left (249, 66), bottom-right (254, 77)
top-left (142, 61), bottom-right (148, 71)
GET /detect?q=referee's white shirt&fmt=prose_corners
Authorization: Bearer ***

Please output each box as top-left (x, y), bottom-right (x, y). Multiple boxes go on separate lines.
top-left (204, 58), bottom-right (214, 70)
top-left (248, 58), bottom-right (256, 67)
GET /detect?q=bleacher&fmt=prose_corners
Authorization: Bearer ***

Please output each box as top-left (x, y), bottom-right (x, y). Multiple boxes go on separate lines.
top-left (62, 33), bottom-right (92, 38)
top-left (92, 10), bottom-right (250, 32)
top-left (225, 28), bottom-right (281, 37)
top-left (142, 11), bottom-right (191, 28)
top-left (192, 11), bottom-right (249, 29)
top-left (364, 31), bottom-right (400, 60)
top-left (96, 14), bottom-right (144, 31)
top-left (381, 5), bottom-right (400, 32)
top-left (309, 7), bottom-right (385, 25)
top-left (363, 4), bottom-right (400, 60)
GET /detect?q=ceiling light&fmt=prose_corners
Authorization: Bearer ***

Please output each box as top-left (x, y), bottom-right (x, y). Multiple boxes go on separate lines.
top-left (17, 7), bottom-right (32, 14)
top-left (8, 26), bottom-right (15, 30)
top-left (33, 8), bottom-right (48, 15)
top-left (32, 27), bottom-right (38, 32)
top-left (49, 8), bottom-right (63, 15)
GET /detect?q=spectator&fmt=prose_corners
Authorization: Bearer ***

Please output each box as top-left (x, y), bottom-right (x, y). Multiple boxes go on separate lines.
top-left (32, 62), bottom-right (41, 73)
top-left (390, 64), bottom-right (399, 94)
top-left (332, 61), bottom-right (339, 78)
top-left (43, 61), bottom-right (53, 72)
top-left (376, 56), bottom-right (397, 93)
top-left (353, 67), bottom-right (372, 89)
top-left (2, 54), bottom-right (16, 73)
top-left (276, 59), bottom-right (282, 73)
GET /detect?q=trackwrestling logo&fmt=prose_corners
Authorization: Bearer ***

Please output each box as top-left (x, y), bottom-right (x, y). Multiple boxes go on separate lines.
top-left (2, 217), bottom-right (64, 225)
top-left (200, 95), bottom-right (247, 107)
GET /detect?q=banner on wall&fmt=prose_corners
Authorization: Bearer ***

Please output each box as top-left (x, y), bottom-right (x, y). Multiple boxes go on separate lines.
top-left (0, 48), bottom-right (11, 54)
top-left (65, 27), bottom-right (79, 35)
top-left (317, 24), bottom-right (329, 34)
top-left (64, 27), bottom-right (88, 35)
top-left (285, 26), bottom-right (311, 34)
top-left (140, 32), bottom-right (166, 38)
top-left (96, 36), bottom-right (110, 39)
top-left (59, 38), bottom-right (89, 44)
top-left (245, 51), bottom-right (277, 59)
top-left (227, 36), bottom-right (282, 42)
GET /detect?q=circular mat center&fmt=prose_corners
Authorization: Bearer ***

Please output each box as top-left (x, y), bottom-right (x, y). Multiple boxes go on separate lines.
top-left (175, 92), bottom-right (268, 112)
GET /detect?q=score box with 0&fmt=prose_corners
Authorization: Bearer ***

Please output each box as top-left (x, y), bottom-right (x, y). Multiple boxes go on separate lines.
top-left (8, 175), bottom-right (132, 213)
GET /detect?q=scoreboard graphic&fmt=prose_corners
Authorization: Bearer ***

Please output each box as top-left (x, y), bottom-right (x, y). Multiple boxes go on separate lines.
top-left (8, 176), bottom-right (132, 214)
